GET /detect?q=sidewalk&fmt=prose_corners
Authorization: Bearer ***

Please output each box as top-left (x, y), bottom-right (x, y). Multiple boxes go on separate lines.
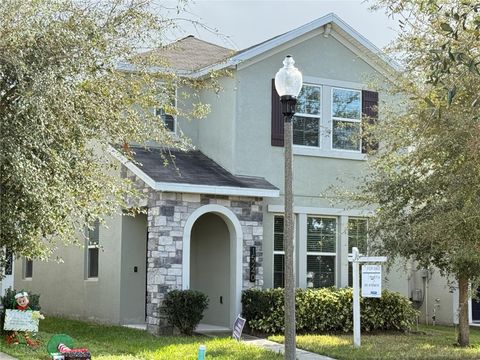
top-left (242, 336), bottom-right (336, 360)
top-left (0, 352), bottom-right (16, 360)
top-left (195, 329), bottom-right (336, 360)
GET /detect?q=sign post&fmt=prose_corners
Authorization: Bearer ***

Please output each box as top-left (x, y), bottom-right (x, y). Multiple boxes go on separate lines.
top-left (348, 247), bottom-right (387, 348)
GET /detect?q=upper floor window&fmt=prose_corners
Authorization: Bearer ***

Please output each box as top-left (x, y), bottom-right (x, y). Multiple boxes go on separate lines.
top-left (293, 85), bottom-right (321, 147)
top-left (331, 88), bottom-right (362, 151)
top-left (155, 88), bottom-right (176, 133)
top-left (87, 220), bottom-right (100, 278)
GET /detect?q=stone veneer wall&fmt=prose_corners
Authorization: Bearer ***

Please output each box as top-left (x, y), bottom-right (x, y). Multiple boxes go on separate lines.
top-left (123, 167), bottom-right (265, 334)
top-left (146, 192), bottom-right (264, 334)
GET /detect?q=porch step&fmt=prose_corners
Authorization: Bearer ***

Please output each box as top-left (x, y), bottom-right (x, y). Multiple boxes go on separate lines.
top-left (122, 323), bottom-right (147, 330)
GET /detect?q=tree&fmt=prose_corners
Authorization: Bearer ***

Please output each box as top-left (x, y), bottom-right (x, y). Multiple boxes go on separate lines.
top-left (358, 0), bottom-right (480, 346)
top-left (0, 0), bottom-right (212, 266)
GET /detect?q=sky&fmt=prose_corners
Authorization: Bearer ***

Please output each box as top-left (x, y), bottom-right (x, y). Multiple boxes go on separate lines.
top-left (160, 0), bottom-right (401, 51)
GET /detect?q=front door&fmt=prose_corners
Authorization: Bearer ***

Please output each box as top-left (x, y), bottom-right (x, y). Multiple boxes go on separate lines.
top-left (190, 213), bottom-right (230, 327)
top-left (473, 288), bottom-right (480, 322)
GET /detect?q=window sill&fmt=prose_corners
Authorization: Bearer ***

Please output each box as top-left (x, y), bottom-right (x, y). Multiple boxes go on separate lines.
top-left (85, 278), bottom-right (99, 282)
top-left (293, 146), bottom-right (366, 161)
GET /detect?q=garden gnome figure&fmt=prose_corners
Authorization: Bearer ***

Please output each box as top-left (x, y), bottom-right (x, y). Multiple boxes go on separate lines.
top-left (5, 291), bottom-right (44, 347)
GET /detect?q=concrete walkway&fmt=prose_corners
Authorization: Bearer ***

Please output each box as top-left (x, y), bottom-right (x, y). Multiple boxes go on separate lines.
top-left (195, 330), bottom-right (336, 360)
top-left (242, 336), bottom-right (336, 360)
top-left (0, 352), bottom-right (16, 360)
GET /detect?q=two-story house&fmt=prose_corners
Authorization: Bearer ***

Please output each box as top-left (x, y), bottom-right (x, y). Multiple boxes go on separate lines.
top-left (11, 13), bottom-right (476, 334)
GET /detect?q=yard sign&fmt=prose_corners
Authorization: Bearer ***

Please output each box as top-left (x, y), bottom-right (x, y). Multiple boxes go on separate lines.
top-left (4, 309), bottom-right (40, 332)
top-left (348, 247), bottom-right (387, 348)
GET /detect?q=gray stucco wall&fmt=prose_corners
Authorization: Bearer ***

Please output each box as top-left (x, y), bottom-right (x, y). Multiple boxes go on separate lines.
top-left (13, 214), bottom-right (123, 324)
top-left (178, 76), bottom-right (237, 173)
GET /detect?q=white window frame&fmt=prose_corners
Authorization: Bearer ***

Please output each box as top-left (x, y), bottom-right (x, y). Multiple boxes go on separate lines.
top-left (273, 214), bottom-right (285, 288)
top-left (306, 215), bottom-right (338, 288)
top-left (155, 87), bottom-right (177, 134)
top-left (331, 87), bottom-right (362, 153)
top-left (293, 84), bottom-right (322, 148)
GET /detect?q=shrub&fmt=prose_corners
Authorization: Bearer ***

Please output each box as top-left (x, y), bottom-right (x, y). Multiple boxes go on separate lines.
top-left (241, 288), bottom-right (418, 335)
top-left (162, 289), bottom-right (209, 335)
top-left (0, 288), bottom-right (41, 334)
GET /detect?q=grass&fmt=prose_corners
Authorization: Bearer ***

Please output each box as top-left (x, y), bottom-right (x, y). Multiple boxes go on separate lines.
top-left (269, 324), bottom-right (480, 360)
top-left (0, 316), bottom-right (282, 360)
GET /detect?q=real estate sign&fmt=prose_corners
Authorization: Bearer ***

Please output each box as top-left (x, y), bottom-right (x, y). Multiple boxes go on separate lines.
top-left (361, 264), bottom-right (382, 298)
top-left (3, 309), bottom-right (39, 332)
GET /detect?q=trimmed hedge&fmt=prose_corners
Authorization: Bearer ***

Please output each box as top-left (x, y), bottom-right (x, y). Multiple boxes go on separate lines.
top-left (162, 289), bottom-right (209, 335)
top-left (242, 287), bottom-right (418, 335)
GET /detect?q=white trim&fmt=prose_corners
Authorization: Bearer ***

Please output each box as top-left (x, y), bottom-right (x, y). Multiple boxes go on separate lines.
top-left (182, 204), bottom-right (243, 329)
top-left (303, 76), bottom-right (364, 91)
top-left (152, 181), bottom-right (279, 197)
top-left (293, 146), bottom-right (366, 160)
top-left (108, 146), bottom-right (279, 198)
top-left (268, 205), bottom-right (373, 217)
top-left (117, 14), bottom-right (398, 80)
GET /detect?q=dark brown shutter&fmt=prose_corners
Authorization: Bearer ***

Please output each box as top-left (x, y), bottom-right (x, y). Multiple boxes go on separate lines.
top-left (271, 79), bottom-right (284, 147)
top-left (362, 90), bottom-right (379, 153)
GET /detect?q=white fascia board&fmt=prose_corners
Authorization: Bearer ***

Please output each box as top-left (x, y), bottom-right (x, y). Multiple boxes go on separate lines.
top-left (108, 146), bottom-right (279, 198)
top-left (230, 13), bottom-right (334, 65)
top-left (268, 204), bottom-right (373, 217)
top-left (117, 13), bottom-right (398, 79)
top-left (154, 182), bottom-right (279, 197)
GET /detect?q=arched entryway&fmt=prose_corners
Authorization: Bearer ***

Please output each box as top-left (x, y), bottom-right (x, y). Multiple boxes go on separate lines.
top-left (190, 213), bottom-right (230, 327)
top-left (182, 204), bottom-right (243, 329)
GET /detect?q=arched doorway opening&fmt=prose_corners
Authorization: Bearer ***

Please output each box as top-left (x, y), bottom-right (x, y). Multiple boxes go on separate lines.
top-left (182, 204), bottom-right (243, 329)
top-left (190, 213), bottom-right (230, 327)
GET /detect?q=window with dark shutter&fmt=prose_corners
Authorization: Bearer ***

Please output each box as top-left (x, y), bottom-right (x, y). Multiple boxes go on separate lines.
top-left (271, 79), bottom-right (284, 147)
top-left (361, 90), bottom-right (379, 153)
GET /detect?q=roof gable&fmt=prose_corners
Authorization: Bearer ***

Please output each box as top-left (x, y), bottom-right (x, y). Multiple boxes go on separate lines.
top-left (137, 35), bottom-right (234, 72)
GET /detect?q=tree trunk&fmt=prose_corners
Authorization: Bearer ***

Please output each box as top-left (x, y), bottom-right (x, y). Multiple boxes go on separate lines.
top-left (457, 274), bottom-right (470, 347)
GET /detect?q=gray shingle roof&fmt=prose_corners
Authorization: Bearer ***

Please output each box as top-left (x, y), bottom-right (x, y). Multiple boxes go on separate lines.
top-left (140, 36), bottom-right (235, 72)
top-left (130, 147), bottom-right (278, 191)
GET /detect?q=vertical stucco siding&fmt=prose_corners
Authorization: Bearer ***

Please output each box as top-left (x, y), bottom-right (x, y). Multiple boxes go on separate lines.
top-left (178, 76), bottom-right (237, 173)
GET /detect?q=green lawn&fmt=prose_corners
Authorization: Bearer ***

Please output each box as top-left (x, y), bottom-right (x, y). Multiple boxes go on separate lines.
top-left (0, 317), bottom-right (282, 360)
top-left (270, 325), bottom-right (480, 360)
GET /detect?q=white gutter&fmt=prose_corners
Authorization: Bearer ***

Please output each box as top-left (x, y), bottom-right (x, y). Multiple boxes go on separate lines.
top-left (108, 146), bottom-right (279, 198)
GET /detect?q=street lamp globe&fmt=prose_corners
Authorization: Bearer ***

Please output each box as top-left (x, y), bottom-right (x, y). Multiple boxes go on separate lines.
top-left (274, 55), bottom-right (303, 98)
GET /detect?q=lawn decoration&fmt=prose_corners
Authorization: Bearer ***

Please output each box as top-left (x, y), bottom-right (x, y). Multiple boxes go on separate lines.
top-left (4, 291), bottom-right (44, 347)
top-left (47, 334), bottom-right (91, 360)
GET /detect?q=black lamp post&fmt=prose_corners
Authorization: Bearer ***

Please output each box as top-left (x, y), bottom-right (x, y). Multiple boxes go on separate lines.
top-left (274, 55), bottom-right (302, 360)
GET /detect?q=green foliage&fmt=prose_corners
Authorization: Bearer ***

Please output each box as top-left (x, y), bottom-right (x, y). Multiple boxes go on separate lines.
top-left (0, 0), bottom-right (219, 264)
top-left (162, 290), bottom-right (209, 335)
top-left (354, 0), bottom-right (480, 345)
top-left (241, 288), bottom-right (418, 335)
top-left (359, 0), bottom-right (480, 288)
top-left (0, 288), bottom-right (41, 334)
